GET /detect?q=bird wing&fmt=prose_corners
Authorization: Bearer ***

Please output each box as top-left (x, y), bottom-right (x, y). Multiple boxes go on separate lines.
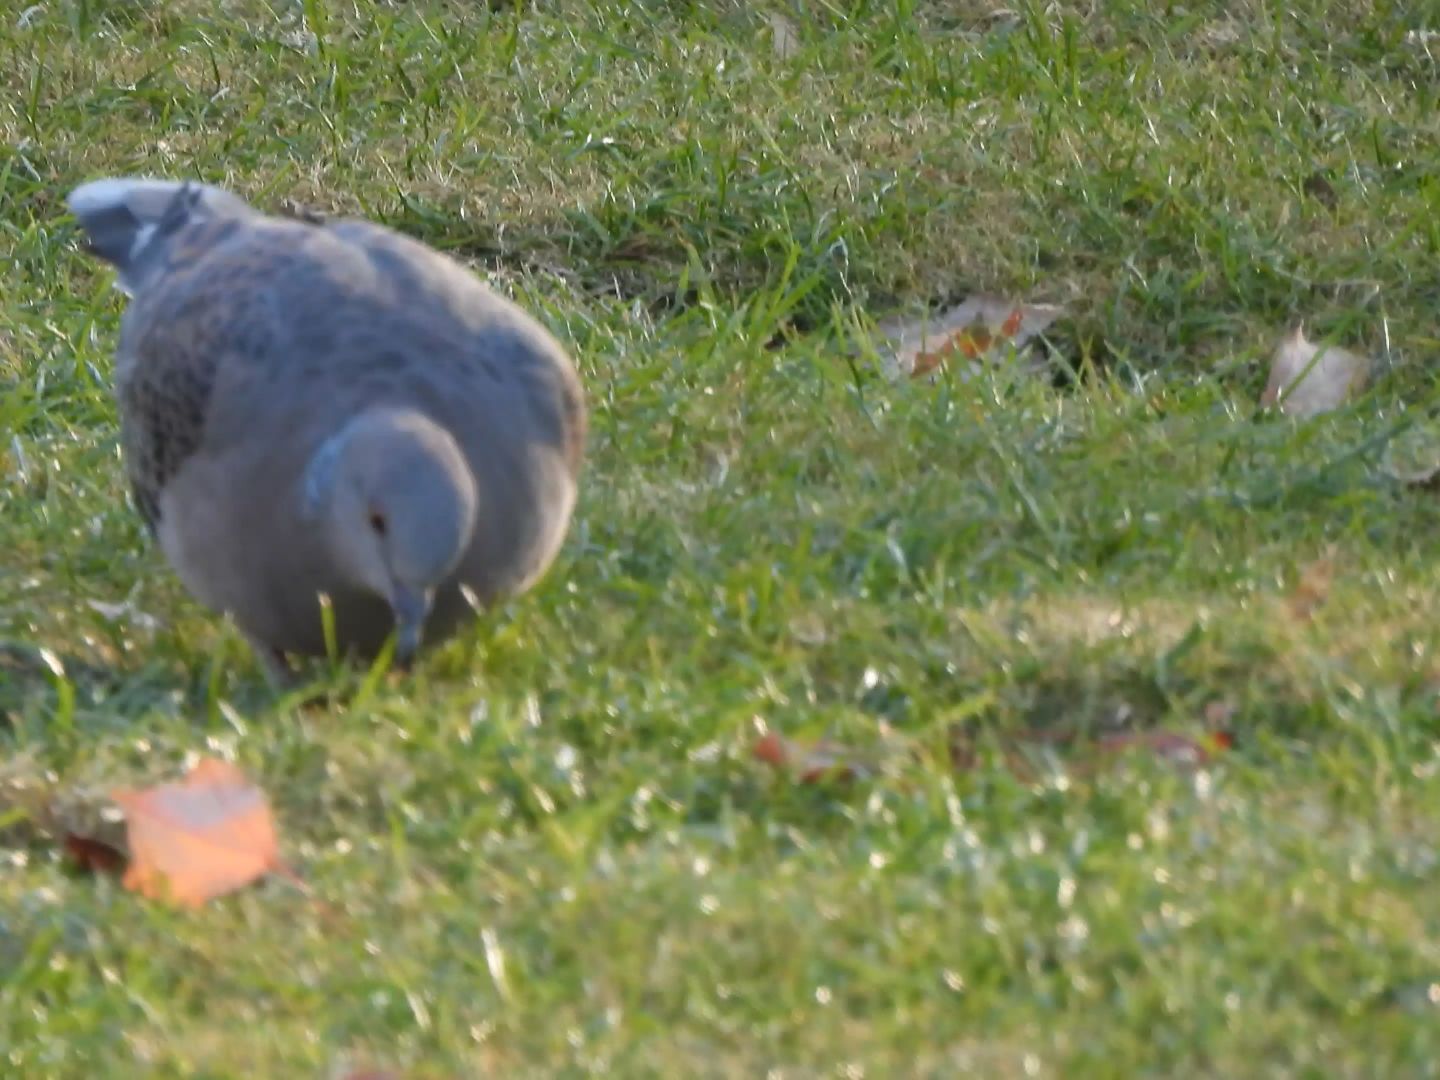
top-left (318, 217), bottom-right (588, 474)
top-left (115, 218), bottom-right (288, 534)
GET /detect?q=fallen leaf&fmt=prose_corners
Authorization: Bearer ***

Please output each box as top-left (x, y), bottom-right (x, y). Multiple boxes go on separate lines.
top-left (64, 832), bottom-right (128, 876)
top-left (768, 13), bottom-right (800, 59)
top-left (1260, 325), bottom-right (1370, 418)
top-left (877, 295), bottom-right (1065, 381)
top-left (113, 757), bottom-right (285, 908)
top-left (752, 731), bottom-right (869, 783)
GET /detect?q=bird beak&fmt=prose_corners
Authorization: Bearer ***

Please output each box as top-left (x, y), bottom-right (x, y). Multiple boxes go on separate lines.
top-left (389, 585), bottom-right (432, 667)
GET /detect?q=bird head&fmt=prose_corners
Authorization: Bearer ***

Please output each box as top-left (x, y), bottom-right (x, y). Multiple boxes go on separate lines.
top-left (304, 407), bottom-right (477, 664)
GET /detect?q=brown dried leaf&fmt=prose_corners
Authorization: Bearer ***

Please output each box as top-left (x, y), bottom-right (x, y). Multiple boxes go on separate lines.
top-left (878, 295), bottom-right (1065, 381)
top-left (113, 757), bottom-right (285, 908)
top-left (1261, 325), bottom-right (1370, 418)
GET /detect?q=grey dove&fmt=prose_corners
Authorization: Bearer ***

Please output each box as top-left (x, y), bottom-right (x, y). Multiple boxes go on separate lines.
top-left (68, 177), bottom-right (585, 681)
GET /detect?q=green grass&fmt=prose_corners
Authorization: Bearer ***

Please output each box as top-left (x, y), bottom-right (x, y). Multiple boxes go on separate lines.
top-left (4, 0), bottom-right (1440, 1074)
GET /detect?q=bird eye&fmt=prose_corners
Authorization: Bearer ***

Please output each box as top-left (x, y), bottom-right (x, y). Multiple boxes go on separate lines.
top-left (368, 511), bottom-right (388, 535)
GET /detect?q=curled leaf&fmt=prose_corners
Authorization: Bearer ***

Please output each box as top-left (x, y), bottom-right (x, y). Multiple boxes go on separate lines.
top-left (1261, 325), bottom-right (1369, 418)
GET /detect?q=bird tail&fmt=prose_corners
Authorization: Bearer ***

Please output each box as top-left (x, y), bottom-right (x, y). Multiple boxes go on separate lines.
top-left (66, 177), bottom-right (252, 293)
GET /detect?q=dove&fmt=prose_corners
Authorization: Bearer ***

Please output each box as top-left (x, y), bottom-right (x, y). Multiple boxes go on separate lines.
top-left (68, 177), bottom-right (586, 682)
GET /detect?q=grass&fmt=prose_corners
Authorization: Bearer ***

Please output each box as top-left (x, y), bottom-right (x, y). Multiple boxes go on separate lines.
top-left (4, 0), bottom-right (1440, 1074)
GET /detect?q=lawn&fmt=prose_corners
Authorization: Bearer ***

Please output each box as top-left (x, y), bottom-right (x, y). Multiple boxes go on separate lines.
top-left (4, 0), bottom-right (1440, 1075)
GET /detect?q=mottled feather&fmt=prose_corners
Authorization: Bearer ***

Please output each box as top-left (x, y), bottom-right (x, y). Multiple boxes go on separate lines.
top-left (114, 217), bottom-right (264, 532)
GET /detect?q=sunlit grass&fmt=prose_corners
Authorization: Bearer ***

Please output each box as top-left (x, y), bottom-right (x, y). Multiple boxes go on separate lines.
top-left (3, 1), bottom-right (1440, 1074)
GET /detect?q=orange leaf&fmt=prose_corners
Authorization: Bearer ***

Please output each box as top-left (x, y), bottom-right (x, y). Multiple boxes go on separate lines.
top-left (112, 757), bottom-right (284, 908)
top-left (955, 327), bottom-right (995, 359)
top-left (64, 833), bottom-right (128, 876)
top-left (911, 327), bottom-right (995, 377)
